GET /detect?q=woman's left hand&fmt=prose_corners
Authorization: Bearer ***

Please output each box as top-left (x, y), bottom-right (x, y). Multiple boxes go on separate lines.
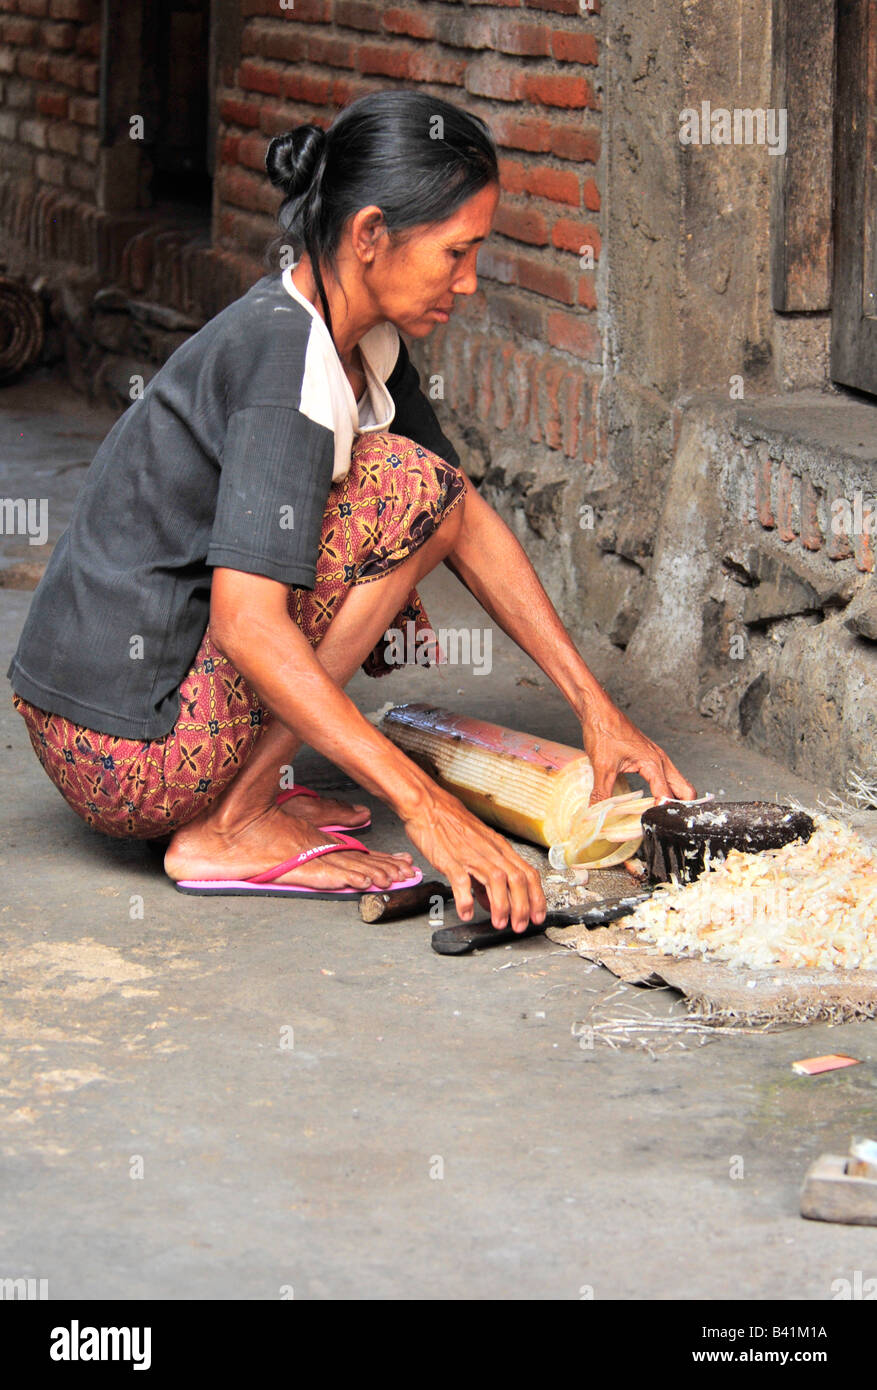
top-left (581, 697), bottom-right (697, 806)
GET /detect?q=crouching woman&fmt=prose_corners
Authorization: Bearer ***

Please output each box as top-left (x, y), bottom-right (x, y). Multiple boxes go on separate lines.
top-left (7, 90), bottom-right (695, 932)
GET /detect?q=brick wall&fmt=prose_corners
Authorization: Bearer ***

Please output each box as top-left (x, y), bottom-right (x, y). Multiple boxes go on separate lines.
top-left (215, 0), bottom-right (605, 469)
top-left (0, 0), bottom-right (101, 196)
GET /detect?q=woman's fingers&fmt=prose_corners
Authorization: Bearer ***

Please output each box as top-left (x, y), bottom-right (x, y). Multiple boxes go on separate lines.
top-left (663, 758), bottom-right (697, 800)
top-left (449, 870), bottom-right (475, 922)
top-left (405, 796), bottom-right (546, 933)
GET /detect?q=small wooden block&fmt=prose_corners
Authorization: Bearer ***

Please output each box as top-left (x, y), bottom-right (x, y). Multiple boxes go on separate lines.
top-left (800, 1153), bottom-right (877, 1226)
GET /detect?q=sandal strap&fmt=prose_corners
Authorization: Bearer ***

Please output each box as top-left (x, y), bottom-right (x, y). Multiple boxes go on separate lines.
top-left (275, 786), bottom-right (320, 803)
top-left (246, 840), bottom-right (347, 885)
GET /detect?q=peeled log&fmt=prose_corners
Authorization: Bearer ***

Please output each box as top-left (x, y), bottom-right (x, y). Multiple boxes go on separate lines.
top-left (380, 703), bottom-right (631, 851)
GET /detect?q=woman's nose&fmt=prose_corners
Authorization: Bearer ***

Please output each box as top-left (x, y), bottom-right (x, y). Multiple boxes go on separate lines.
top-left (451, 265), bottom-right (479, 296)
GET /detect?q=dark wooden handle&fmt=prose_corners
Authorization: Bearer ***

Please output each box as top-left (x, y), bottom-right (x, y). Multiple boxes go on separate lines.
top-left (359, 880), bottom-right (452, 923)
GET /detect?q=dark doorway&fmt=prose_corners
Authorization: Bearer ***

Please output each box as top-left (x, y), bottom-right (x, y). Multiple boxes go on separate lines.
top-left (141, 0), bottom-right (213, 206)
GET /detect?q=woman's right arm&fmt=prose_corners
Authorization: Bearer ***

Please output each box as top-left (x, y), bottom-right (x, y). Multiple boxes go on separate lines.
top-left (210, 567), bottom-right (546, 932)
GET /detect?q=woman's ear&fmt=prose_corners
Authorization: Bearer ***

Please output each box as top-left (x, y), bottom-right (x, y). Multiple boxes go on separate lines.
top-left (350, 205), bottom-right (388, 264)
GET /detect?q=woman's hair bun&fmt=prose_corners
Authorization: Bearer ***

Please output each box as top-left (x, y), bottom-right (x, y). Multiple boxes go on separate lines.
top-left (265, 125), bottom-right (327, 199)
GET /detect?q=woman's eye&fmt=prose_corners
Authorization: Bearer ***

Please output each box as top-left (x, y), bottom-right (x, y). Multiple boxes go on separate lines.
top-left (449, 248), bottom-right (467, 260)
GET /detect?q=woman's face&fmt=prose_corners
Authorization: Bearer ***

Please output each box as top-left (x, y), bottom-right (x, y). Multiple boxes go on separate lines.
top-left (366, 182), bottom-right (501, 337)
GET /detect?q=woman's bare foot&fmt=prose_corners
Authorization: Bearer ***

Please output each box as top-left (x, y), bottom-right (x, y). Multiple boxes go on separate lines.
top-left (277, 789), bottom-right (371, 830)
top-left (165, 804), bottom-right (414, 890)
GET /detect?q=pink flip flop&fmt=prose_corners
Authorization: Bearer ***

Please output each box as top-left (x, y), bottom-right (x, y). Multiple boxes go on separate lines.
top-left (275, 784), bottom-right (371, 834)
top-left (174, 831), bottom-right (420, 899)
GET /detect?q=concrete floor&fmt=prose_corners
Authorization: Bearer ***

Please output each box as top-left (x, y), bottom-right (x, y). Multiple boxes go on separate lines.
top-left (1, 372), bottom-right (876, 1300)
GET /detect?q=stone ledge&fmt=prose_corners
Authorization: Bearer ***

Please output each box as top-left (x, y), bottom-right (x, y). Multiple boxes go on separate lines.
top-left (734, 391), bottom-right (877, 468)
top-left (626, 392), bottom-right (876, 792)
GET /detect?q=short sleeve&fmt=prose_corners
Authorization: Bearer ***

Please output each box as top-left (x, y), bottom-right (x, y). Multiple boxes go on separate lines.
top-left (206, 404), bottom-right (334, 588)
top-left (386, 338), bottom-right (463, 470)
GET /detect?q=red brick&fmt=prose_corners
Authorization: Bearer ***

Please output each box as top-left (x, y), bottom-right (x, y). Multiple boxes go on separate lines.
top-left (19, 0), bottom-right (49, 15)
top-left (855, 530), bottom-right (875, 573)
top-left (491, 111), bottom-right (553, 154)
top-left (539, 361), bottom-right (567, 451)
top-left (408, 51), bottom-right (466, 85)
top-left (483, 285), bottom-right (546, 341)
top-left (525, 0), bottom-right (581, 13)
top-left (382, 7), bottom-right (436, 39)
top-left (43, 20), bottom-right (76, 48)
top-left (466, 59), bottom-right (526, 102)
top-left (68, 94), bottom-right (97, 125)
top-left (577, 274), bottom-right (597, 309)
top-left (358, 44), bottom-right (414, 80)
top-left (492, 20), bottom-right (551, 56)
top-left (49, 0), bottom-right (95, 18)
top-left (80, 130), bottom-right (97, 162)
top-left (219, 96), bottom-right (262, 129)
top-left (37, 89), bottom-right (69, 118)
top-left (524, 72), bottom-right (596, 109)
top-left (526, 165), bottom-right (580, 204)
top-left (547, 308), bottom-right (601, 360)
top-left (237, 133), bottom-right (271, 172)
top-left (552, 217), bottom-right (601, 257)
top-left (75, 21), bottom-right (100, 55)
top-left (583, 177), bottom-right (600, 210)
top-left (331, 76), bottom-right (373, 105)
top-left (259, 102), bottom-right (322, 138)
top-left (305, 34), bottom-right (357, 68)
top-left (498, 158), bottom-right (527, 195)
top-left (48, 53), bottom-right (80, 85)
top-left (800, 477), bottom-right (823, 552)
top-left (47, 120), bottom-right (80, 156)
top-left (239, 60), bottom-right (282, 97)
top-left (243, 23), bottom-right (306, 63)
top-left (551, 30), bottom-right (599, 64)
top-left (550, 125), bottom-right (600, 162)
top-left (335, 0), bottom-right (381, 32)
top-left (3, 16), bottom-right (39, 42)
top-left (470, 0), bottom-right (520, 6)
top-left (218, 163), bottom-right (281, 216)
top-left (219, 133), bottom-right (240, 165)
top-left (0, 47), bottom-right (14, 74)
top-left (17, 50), bottom-right (50, 80)
top-left (517, 255), bottom-right (575, 303)
top-left (494, 203), bottom-right (549, 246)
top-left (280, 70), bottom-right (332, 104)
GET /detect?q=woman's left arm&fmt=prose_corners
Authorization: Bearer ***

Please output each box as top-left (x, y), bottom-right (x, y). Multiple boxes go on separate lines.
top-left (445, 479), bottom-right (697, 805)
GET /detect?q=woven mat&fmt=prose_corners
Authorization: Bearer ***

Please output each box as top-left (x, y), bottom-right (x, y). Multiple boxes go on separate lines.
top-left (546, 920), bottom-right (877, 1027)
top-left (506, 839), bottom-right (877, 1027)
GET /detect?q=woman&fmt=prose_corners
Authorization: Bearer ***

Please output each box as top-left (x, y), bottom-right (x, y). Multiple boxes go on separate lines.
top-left (8, 91), bottom-right (695, 933)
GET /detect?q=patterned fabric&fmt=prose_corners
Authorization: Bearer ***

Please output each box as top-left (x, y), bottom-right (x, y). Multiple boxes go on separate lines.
top-left (12, 431), bottom-right (465, 840)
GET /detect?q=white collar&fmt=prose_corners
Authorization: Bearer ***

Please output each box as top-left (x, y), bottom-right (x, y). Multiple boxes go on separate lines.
top-left (280, 263), bottom-right (395, 431)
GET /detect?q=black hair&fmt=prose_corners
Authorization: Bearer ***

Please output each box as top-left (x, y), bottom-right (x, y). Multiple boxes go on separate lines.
top-left (263, 89), bottom-right (499, 343)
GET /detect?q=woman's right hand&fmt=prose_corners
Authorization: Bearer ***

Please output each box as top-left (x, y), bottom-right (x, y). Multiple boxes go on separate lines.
top-left (401, 786), bottom-right (546, 933)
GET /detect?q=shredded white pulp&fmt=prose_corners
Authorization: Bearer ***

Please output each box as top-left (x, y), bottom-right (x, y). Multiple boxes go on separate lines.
top-left (629, 814), bottom-right (877, 971)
